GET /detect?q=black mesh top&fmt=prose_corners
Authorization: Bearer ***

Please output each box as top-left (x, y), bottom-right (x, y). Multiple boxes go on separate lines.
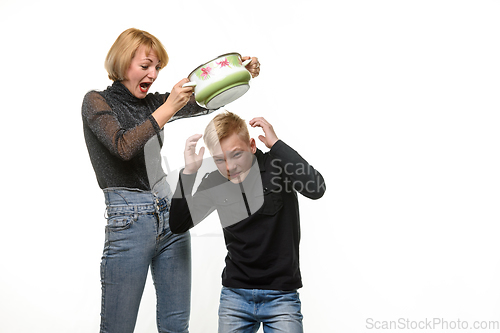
top-left (82, 81), bottom-right (214, 190)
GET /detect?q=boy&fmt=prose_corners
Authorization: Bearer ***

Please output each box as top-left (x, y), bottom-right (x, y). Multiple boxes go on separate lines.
top-left (170, 111), bottom-right (326, 332)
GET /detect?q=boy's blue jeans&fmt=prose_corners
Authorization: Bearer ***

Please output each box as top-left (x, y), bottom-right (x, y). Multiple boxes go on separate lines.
top-left (100, 178), bottom-right (191, 333)
top-left (218, 287), bottom-right (303, 333)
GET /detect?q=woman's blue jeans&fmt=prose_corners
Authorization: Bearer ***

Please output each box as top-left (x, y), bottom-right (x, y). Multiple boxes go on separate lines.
top-left (218, 287), bottom-right (303, 333)
top-left (100, 178), bottom-right (191, 333)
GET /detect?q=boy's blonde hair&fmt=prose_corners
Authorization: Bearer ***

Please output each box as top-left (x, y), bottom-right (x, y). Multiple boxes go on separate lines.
top-left (204, 111), bottom-right (250, 153)
top-left (104, 28), bottom-right (169, 82)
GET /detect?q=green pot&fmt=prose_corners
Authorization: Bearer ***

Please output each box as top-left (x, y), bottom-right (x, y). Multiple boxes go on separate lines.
top-left (182, 53), bottom-right (252, 109)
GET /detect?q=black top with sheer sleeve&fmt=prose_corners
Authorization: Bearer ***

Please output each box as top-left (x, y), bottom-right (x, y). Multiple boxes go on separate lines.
top-left (82, 81), bottom-right (214, 190)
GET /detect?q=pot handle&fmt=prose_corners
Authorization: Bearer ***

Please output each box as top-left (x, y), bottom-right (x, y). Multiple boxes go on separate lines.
top-left (242, 59), bottom-right (252, 67)
top-left (182, 81), bottom-right (197, 88)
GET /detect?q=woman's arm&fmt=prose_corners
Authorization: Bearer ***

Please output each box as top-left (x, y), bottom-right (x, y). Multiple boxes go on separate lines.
top-left (151, 78), bottom-right (196, 128)
top-left (167, 94), bottom-right (214, 123)
top-left (82, 91), bottom-right (160, 161)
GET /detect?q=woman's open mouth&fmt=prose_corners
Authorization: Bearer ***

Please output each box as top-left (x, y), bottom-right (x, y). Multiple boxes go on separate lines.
top-left (139, 82), bottom-right (152, 93)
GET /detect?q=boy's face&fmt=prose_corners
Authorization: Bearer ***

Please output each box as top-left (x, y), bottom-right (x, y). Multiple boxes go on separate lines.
top-left (211, 132), bottom-right (256, 184)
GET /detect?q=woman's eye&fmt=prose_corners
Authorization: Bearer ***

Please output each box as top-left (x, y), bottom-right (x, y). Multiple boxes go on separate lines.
top-left (141, 65), bottom-right (148, 70)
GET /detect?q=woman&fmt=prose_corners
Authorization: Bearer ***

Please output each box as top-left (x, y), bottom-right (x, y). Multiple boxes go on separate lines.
top-left (82, 28), bottom-right (260, 333)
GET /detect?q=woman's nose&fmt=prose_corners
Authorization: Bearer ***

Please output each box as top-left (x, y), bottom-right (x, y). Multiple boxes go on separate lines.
top-left (149, 68), bottom-right (158, 80)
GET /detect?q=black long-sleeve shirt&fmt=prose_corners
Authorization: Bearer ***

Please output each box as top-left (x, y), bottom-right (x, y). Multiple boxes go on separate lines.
top-left (82, 81), bottom-right (214, 190)
top-left (170, 140), bottom-right (326, 290)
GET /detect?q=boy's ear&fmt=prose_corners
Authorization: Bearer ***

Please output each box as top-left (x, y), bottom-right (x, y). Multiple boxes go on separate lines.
top-left (250, 138), bottom-right (257, 154)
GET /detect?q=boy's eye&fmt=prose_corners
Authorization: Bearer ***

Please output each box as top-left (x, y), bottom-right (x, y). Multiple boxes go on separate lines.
top-left (213, 156), bottom-right (224, 164)
top-left (230, 152), bottom-right (242, 159)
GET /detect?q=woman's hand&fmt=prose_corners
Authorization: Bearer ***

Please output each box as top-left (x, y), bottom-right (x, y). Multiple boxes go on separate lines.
top-left (242, 56), bottom-right (260, 78)
top-left (152, 78), bottom-right (195, 128)
top-left (249, 117), bottom-right (279, 148)
top-left (183, 134), bottom-right (205, 174)
top-left (166, 78), bottom-right (195, 112)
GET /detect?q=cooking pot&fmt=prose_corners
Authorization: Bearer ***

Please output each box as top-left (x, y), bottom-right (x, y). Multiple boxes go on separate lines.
top-left (182, 53), bottom-right (252, 109)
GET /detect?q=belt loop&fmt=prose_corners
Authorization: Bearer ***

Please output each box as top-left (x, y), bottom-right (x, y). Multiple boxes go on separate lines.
top-left (134, 206), bottom-right (138, 221)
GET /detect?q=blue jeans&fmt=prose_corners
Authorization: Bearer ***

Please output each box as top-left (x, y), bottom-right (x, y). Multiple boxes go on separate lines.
top-left (218, 287), bottom-right (303, 333)
top-left (100, 178), bottom-right (191, 333)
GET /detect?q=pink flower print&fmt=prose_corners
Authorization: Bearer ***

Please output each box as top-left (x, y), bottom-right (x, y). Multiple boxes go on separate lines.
top-left (216, 58), bottom-right (230, 68)
top-left (201, 66), bottom-right (212, 80)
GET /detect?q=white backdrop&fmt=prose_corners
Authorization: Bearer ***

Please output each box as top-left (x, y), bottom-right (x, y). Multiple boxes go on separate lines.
top-left (1, 0), bottom-right (499, 332)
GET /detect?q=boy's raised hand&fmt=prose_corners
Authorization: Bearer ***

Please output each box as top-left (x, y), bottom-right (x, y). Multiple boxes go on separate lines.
top-left (183, 134), bottom-right (205, 174)
top-left (249, 117), bottom-right (279, 149)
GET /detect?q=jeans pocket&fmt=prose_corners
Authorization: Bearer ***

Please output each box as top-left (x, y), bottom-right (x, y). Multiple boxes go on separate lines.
top-left (106, 213), bottom-right (135, 232)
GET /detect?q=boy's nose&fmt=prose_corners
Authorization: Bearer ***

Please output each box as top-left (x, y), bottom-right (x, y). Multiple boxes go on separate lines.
top-left (226, 162), bottom-right (236, 176)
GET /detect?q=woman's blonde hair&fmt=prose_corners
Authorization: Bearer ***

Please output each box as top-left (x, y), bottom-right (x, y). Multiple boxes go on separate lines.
top-left (104, 28), bottom-right (169, 82)
top-left (204, 111), bottom-right (250, 153)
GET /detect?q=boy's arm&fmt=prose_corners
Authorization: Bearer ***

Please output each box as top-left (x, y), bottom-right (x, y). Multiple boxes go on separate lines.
top-left (249, 117), bottom-right (326, 199)
top-left (170, 170), bottom-right (217, 233)
top-left (270, 140), bottom-right (326, 199)
top-left (170, 171), bottom-right (196, 234)
top-left (169, 134), bottom-right (216, 234)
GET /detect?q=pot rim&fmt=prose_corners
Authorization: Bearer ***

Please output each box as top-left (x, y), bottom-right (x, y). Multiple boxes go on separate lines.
top-left (187, 52), bottom-right (243, 78)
